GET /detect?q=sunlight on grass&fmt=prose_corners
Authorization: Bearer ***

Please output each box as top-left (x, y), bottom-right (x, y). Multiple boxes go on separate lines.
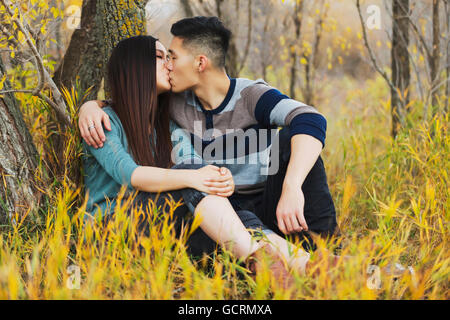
top-left (0, 74), bottom-right (448, 299)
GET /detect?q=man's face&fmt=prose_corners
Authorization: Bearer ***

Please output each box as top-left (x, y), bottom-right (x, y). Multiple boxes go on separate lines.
top-left (167, 36), bottom-right (200, 93)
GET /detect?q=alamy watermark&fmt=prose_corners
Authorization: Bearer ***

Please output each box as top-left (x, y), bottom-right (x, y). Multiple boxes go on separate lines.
top-left (171, 121), bottom-right (281, 175)
top-left (65, 5), bottom-right (81, 30)
top-left (366, 4), bottom-right (382, 30)
top-left (366, 265), bottom-right (382, 290)
top-left (66, 264), bottom-right (81, 290)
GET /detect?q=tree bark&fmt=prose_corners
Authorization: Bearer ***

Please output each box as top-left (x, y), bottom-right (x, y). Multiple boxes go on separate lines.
top-left (446, 0), bottom-right (449, 114)
top-left (180, 0), bottom-right (194, 17)
top-left (52, 0), bottom-right (102, 101)
top-left (261, 12), bottom-right (272, 80)
top-left (53, 0), bottom-right (147, 101)
top-left (430, 0), bottom-right (440, 111)
top-left (99, 0), bottom-right (147, 97)
top-left (236, 0), bottom-right (252, 75)
top-left (289, 0), bottom-right (304, 100)
top-left (0, 57), bottom-right (41, 224)
top-left (391, 0), bottom-right (410, 138)
top-left (302, 1), bottom-right (326, 106)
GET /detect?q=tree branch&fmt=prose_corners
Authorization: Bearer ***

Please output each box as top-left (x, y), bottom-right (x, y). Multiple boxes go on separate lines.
top-left (356, 0), bottom-right (396, 91)
top-left (237, 0), bottom-right (252, 74)
top-left (0, 0), bottom-right (70, 125)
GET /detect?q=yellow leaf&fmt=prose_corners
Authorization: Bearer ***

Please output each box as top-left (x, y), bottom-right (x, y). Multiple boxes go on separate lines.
top-left (0, 74), bottom-right (7, 91)
top-left (17, 31), bottom-right (24, 43)
top-left (12, 7), bottom-right (19, 20)
top-left (51, 7), bottom-right (58, 19)
top-left (300, 57), bottom-right (307, 65)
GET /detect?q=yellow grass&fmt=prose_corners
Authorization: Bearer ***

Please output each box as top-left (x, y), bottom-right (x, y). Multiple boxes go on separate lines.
top-left (0, 74), bottom-right (448, 299)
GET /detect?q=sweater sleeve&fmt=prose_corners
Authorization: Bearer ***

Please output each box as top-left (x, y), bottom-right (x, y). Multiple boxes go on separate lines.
top-left (247, 83), bottom-right (327, 148)
top-left (83, 108), bottom-right (139, 187)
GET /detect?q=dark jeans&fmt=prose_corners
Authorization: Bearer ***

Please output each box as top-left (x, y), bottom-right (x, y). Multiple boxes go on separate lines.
top-left (105, 162), bottom-right (271, 259)
top-left (229, 127), bottom-right (340, 252)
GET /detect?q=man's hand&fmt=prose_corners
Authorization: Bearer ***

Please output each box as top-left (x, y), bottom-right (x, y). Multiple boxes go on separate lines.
top-left (275, 134), bottom-right (321, 235)
top-left (78, 100), bottom-right (111, 148)
top-left (276, 184), bottom-right (308, 235)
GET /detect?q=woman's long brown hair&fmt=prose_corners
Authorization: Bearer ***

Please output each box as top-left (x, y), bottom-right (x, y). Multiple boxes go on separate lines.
top-left (107, 35), bottom-right (173, 168)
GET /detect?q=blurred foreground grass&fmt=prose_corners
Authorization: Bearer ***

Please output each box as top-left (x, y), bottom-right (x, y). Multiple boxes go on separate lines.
top-left (0, 75), bottom-right (448, 299)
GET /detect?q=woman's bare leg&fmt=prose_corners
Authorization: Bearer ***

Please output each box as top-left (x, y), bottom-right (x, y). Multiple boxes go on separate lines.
top-left (194, 194), bottom-right (315, 272)
top-left (194, 194), bottom-right (264, 259)
top-left (194, 194), bottom-right (345, 276)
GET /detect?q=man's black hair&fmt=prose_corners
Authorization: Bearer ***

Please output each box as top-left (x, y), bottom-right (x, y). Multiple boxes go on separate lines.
top-left (170, 16), bottom-right (232, 68)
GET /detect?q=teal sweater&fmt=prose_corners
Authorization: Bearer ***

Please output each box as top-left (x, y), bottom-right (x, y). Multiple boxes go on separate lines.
top-left (82, 106), bottom-right (201, 220)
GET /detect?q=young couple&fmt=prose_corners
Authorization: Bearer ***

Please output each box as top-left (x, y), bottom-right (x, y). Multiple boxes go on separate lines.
top-left (79, 16), bottom-right (341, 286)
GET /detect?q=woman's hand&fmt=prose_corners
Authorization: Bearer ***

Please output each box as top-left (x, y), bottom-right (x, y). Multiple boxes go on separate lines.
top-left (78, 100), bottom-right (111, 148)
top-left (204, 167), bottom-right (235, 197)
top-left (192, 165), bottom-right (235, 197)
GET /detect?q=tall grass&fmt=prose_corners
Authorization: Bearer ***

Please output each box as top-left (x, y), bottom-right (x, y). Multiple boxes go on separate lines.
top-left (0, 74), bottom-right (448, 299)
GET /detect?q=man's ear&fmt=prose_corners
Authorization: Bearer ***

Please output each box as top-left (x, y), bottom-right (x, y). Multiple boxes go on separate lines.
top-left (197, 55), bottom-right (208, 72)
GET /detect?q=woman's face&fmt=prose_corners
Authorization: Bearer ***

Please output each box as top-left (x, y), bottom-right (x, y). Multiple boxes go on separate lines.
top-left (155, 41), bottom-right (171, 94)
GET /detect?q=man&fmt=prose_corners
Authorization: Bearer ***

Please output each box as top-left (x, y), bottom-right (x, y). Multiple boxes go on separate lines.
top-left (79, 16), bottom-right (339, 251)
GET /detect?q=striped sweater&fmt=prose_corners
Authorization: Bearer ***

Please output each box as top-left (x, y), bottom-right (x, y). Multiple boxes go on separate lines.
top-left (169, 77), bottom-right (327, 195)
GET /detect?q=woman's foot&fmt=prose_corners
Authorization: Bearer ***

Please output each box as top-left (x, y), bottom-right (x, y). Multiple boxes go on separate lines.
top-left (245, 242), bottom-right (296, 289)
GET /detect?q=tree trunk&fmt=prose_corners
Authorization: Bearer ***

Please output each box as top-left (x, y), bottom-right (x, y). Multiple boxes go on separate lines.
top-left (236, 0), bottom-right (252, 75)
top-left (180, 0), bottom-right (194, 17)
top-left (53, 0), bottom-right (102, 101)
top-left (429, 0), bottom-right (440, 111)
top-left (0, 57), bottom-right (41, 224)
top-left (99, 0), bottom-right (147, 97)
top-left (303, 55), bottom-right (312, 104)
top-left (302, 2), bottom-right (326, 106)
top-left (214, 0), bottom-right (239, 78)
top-left (261, 13), bottom-right (271, 80)
top-left (53, 0), bottom-right (147, 101)
top-left (289, 0), bottom-right (303, 100)
top-left (391, 0), bottom-right (410, 138)
top-left (446, 0), bottom-right (450, 114)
